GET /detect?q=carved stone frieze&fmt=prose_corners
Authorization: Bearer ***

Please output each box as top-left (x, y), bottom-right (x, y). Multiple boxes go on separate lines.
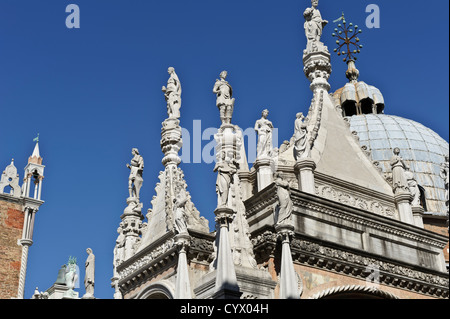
top-left (314, 184), bottom-right (398, 219)
top-left (290, 237), bottom-right (449, 298)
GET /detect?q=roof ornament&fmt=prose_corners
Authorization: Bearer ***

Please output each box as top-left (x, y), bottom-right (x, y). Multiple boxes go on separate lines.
top-left (332, 13), bottom-right (363, 63)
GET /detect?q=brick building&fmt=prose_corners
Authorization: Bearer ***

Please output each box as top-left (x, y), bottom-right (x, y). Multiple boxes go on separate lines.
top-left (0, 143), bottom-right (45, 299)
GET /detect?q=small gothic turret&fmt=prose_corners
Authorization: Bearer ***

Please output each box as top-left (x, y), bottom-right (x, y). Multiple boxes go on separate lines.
top-left (23, 136), bottom-right (45, 200)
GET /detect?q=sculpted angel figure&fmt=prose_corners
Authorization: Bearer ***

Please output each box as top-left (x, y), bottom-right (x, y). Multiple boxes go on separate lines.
top-left (293, 112), bottom-right (311, 161)
top-left (390, 148), bottom-right (409, 194)
top-left (303, 0), bottom-right (328, 53)
top-left (254, 109), bottom-right (274, 159)
top-left (162, 67), bottom-right (182, 119)
top-left (127, 148), bottom-right (144, 200)
top-left (213, 71), bottom-right (235, 126)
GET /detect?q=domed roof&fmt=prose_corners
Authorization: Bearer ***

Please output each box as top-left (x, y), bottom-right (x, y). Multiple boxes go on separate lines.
top-left (348, 114), bottom-right (449, 214)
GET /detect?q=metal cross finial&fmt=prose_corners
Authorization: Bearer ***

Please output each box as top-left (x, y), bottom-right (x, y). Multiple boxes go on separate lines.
top-left (33, 133), bottom-right (39, 143)
top-left (331, 13), bottom-right (363, 63)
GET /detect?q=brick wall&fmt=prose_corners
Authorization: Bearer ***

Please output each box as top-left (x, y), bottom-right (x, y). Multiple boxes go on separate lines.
top-left (0, 198), bottom-right (24, 299)
top-left (423, 219), bottom-right (449, 265)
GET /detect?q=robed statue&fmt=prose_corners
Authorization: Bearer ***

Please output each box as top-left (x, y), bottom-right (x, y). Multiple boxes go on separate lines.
top-left (303, 0), bottom-right (328, 54)
top-left (162, 67), bottom-right (182, 119)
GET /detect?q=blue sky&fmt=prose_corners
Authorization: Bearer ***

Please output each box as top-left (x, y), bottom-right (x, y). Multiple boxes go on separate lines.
top-left (0, 0), bottom-right (448, 299)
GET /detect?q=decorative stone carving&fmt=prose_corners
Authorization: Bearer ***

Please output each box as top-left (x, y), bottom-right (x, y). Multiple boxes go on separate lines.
top-left (126, 148), bottom-right (144, 200)
top-left (390, 148), bottom-right (410, 194)
top-left (405, 169), bottom-right (421, 207)
top-left (173, 195), bottom-right (188, 235)
top-left (303, 0), bottom-right (328, 55)
top-left (213, 71), bottom-right (235, 126)
top-left (293, 112), bottom-right (311, 161)
top-left (214, 151), bottom-right (238, 209)
top-left (83, 248), bottom-right (95, 299)
top-left (290, 238), bottom-right (449, 298)
top-left (113, 227), bottom-right (125, 268)
top-left (254, 109), bottom-right (274, 159)
top-left (162, 67), bottom-right (182, 119)
top-left (315, 184), bottom-right (398, 219)
top-left (0, 159), bottom-right (21, 197)
top-left (117, 237), bottom-right (175, 279)
top-left (274, 173), bottom-right (294, 227)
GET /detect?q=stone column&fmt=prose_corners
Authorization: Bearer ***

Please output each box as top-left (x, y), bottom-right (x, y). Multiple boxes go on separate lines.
top-left (395, 192), bottom-right (414, 225)
top-left (212, 207), bottom-right (241, 299)
top-left (275, 224), bottom-right (299, 299)
top-left (254, 158), bottom-right (274, 192)
top-left (294, 159), bottom-right (316, 194)
top-left (17, 239), bottom-right (33, 299)
top-left (174, 233), bottom-right (192, 299)
top-left (412, 206), bottom-right (425, 228)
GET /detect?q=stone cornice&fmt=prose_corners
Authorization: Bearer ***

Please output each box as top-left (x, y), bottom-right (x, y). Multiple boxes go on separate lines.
top-left (117, 229), bottom-right (214, 291)
top-left (0, 193), bottom-right (44, 210)
top-left (252, 231), bottom-right (449, 298)
top-left (290, 189), bottom-right (447, 249)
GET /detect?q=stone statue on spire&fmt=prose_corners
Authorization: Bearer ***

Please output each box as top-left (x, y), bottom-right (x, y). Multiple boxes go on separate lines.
top-left (303, 0), bottom-right (328, 54)
top-left (126, 148), bottom-right (144, 200)
top-left (162, 67), bottom-right (182, 119)
top-left (213, 71), bottom-right (235, 126)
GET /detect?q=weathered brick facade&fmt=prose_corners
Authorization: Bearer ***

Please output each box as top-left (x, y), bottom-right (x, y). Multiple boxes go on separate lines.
top-left (0, 197), bottom-right (24, 299)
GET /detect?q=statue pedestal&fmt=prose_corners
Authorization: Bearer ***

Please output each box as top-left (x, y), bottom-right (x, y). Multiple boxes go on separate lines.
top-left (295, 159), bottom-right (316, 194)
top-left (212, 207), bottom-right (241, 299)
top-left (394, 192), bottom-right (414, 225)
top-left (275, 224), bottom-right (299, 299)
top-left (254, 157), bottom-right (275, 192)
top-left (174, 233), bottom-right (192, 299)
top-left (412, 206), bottom-right (425, 228)
top-left (303, 50), bottom-right (331, 92)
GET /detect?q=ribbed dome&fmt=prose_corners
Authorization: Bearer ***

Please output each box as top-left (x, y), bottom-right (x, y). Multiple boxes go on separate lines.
top-left (348, 114), bottom-right (449, 214)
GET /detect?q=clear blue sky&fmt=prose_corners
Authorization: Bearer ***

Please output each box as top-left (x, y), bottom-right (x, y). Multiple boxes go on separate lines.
top-left (0, 0), bottom-right (448, 299)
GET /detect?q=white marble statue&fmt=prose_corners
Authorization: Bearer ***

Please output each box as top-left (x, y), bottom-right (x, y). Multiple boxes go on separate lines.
top-left (303, 0), bottom-right (328, 54)
top-left (173, 195), bottom-right (188, 234)
top-left (405, 169), bottom-right (421, 207)
top-left (214, 152), bottom-right (238, 208)
top-left (390, 148), bottom-right (410, 194)
top-left (83, 248), bottom-right (95, 298)
top-left (113, 227), bottom-right (125, 267)
top-left (254, 109), bottom-right (274, 159)
top-left (213, 71), bottom-right (235, 126)
top-left (275, 173), bottom-right (294, 226)
top-left (162, 67), bottom-right (182, 119)
top-left (293, 112), bottom-right (311, 161)
top-left (127, 148), bottom-right (144, 200)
